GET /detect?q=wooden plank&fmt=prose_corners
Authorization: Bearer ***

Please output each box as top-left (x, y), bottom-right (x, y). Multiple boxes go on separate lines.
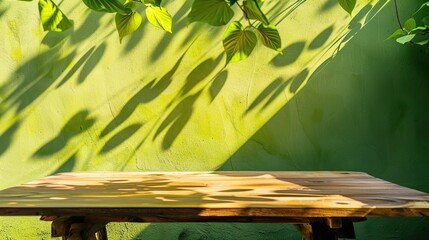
top-left (0, 171), bottom-right (428, 218)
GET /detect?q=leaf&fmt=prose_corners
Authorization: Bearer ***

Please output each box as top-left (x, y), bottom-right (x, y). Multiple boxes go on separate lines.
top-left (143, 0), bottom-right (162, 7)
top-left (414, 1), bottom-right (429, 15)
top-left (396, 34), bottom-right (415, 44)
top-left (386, 28), bottom-right (404, 40)
top-left (146, 5), bottom-right (172, 32)
top-left (38, 0), bottom-right (72, 32)
top-left (188, 0), bottom-right (234, 26)
top-left (338, 0), bottom-right (356, 15)
top-left (404, 18), bottom-right (416, 33)
top-left (226, 0), bottom-right (237, 6)
top-left (243, 0), bottom-right (269, 25)
top-left (410, 26), bottom-right (428, 33)
top-left (422, 16), bottom-right (429, 27)
top-left (115, 11), bottom-right (142, 42)
top-left (82, 0), bottom-right (131, 15)
top-left (414, 38), bottom-right (429, 46)
top-left (223, 21), bottom-right (257, 64)
top-left (257, 24), bottom-right (282, 53)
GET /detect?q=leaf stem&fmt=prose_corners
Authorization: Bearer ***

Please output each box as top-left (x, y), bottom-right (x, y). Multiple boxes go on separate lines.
top-left (394, 0), bottom-right (403, 29)
top-left (237, 2), bottom-right (254, 28)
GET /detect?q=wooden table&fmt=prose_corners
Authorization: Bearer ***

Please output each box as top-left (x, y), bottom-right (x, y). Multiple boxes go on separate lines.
top-left (1, 171), bottom-right (429, 240)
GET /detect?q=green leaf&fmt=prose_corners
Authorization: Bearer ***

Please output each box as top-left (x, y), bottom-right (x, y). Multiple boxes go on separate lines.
top-left (386, 28), bottom-right (405, 40)
top-left (223, 21), bottom-right (257, 64)
top-left (115, 11), bottom-right (142, 42)
top-left (396, 34), bottom-right (415, 44)
top-left (422, 16), bottom-right (429, 27)
top-left (257, 24), bottom-right (282, 53)
top-left (226, 0), bottom-right (237, 6)
top-left (143, 0), bottom-right (162, 7)
top-left (414, 38), bottom-right (429, 46)
top-left (338, 0), bottom-right (356, 15)
top-left (38, 0), bottom-right (72, 32)
top-left (404, 18), bottom-right (416, 33)
top-left (83, 0), bottom-right (132, 15)
top-left (410, 26), bottom-right (428, 33)
top-left (146, 5), bottom-right (172, 32)
top-left (414, 1), bottom-right (429, 15)
top-left (243, 0), bottom-right (269, 25)
top-left (188, 0), bottom-right (234, 26)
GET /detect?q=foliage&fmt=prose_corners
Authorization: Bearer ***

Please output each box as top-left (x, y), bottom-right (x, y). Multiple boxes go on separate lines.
top-left (18, 0), bottom-right (358, 65)
top-left (388, 1), bottom-right (429, 50)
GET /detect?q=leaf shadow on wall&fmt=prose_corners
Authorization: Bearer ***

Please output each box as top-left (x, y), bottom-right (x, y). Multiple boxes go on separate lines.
top-left (98, 50), bottom-right (189, 139)
top-left (77, 43), bottom-right (106, 84)
top-left (70, 10), bottom-right (105, 45)
top-left (0, 4), bottom-right (8, 19)
top-left (0, 46), bottom-right (76, 115)
top-left (152, 56), bottom-right (223, 150)
top-left (56, 46), bottom-right (96, 88)
top-left (99, 123), bottom-right (143, 154)
top-left (32, 110), bottom-right (96, 158)
top-left (51, 152), bottom-right (77, 174)
top-left (0, 121), bottom-right (21, 158)
top-left (270, 41), bottom-right (306, 67)
top-left (154, 91), bottom-right (202, 150)
top-left (270, 0), bottom-right (306, 26)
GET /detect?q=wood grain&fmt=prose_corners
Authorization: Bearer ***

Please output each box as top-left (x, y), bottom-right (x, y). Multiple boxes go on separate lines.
top-left (0, 171), bottom-right (428, 219)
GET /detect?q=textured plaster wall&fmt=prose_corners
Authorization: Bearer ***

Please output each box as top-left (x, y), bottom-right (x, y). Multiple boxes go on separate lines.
top-left (0, 0), bottom-right (428, 239)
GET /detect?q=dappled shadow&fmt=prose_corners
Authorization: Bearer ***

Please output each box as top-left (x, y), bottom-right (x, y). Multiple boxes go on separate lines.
top-left (0, 45), bottom-right (76, 115)
top-left (332, 4), bottom-right (374, 55)
top-left (32, 110), bottom-right (96, 158)
top-left (56, 47), bottom-right (96, 88)
top-left (290, 68), bottom-right (309, 93)
top-left (246, 78), bottom-right (283, 114)
top-left (365, 0), bottom-right (387, 25)
top-left (270, 41), bottom-right (306, 67)
top-left (151, 56), bottom-right (223, 150)
top-left (244, 70), bottom-right (310, 115)
top-left (154, 91), bottom-right (202, 150)
top-left (309, 26), bottom-right (334, 50)
top-left (270, 0), bottom-right (306, 26)
top-left (70, 10), bottom-right (105, 45)
top-left (77, 43), bottom-right (106, 84)
top-left (319, 0), bottom-right (338, 12)
top-left (148, 3), bottom-right (192, 61)
top-left (0, 5), bottom-right (7, 19)
top-left (99, 50), bottom-right (189, 139)
top-left (178, 56), bottom-right (222, 97)
top-left (2, 171), bottom-right (427, 216)
top-left (209, 70), bottom-right (228, 102)
top-left (41, 27), bottom-right (74, 49)
top-left (51, 153), bottom-right (77, 174)
top-left (100, 124), bottom-right (143, 154)
top-left (0, 121), bottom-right (21, 157)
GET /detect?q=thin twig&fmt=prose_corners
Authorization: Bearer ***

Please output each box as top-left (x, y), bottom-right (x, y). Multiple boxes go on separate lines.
top-left (237, 2), bottom-right (254, 28)
top-left (394, 0), bottom-right (403, 29)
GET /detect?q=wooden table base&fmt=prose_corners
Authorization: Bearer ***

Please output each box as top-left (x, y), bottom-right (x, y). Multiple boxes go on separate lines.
top-left (42, 216), bottom-right (365, 240)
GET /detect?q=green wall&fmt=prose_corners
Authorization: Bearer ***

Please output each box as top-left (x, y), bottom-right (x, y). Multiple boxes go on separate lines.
top-left (1, 0), bottom-right (428, 239)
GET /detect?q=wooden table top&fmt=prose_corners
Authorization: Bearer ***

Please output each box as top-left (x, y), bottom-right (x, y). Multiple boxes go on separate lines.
top-left (0, 171), bottom-right (428, 219)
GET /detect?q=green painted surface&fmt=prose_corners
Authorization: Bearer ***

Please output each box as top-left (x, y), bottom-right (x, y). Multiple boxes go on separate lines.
top-left (0, 0), bottom-right (428, 239)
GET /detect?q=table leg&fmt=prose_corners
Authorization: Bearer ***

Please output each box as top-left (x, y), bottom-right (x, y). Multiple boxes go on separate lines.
top-left (67, 223), bottom-right (107, 240)
top-left (294, 218), bottom-right (357, 240)
top-left (48, 217), bottom-right (108, 240)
